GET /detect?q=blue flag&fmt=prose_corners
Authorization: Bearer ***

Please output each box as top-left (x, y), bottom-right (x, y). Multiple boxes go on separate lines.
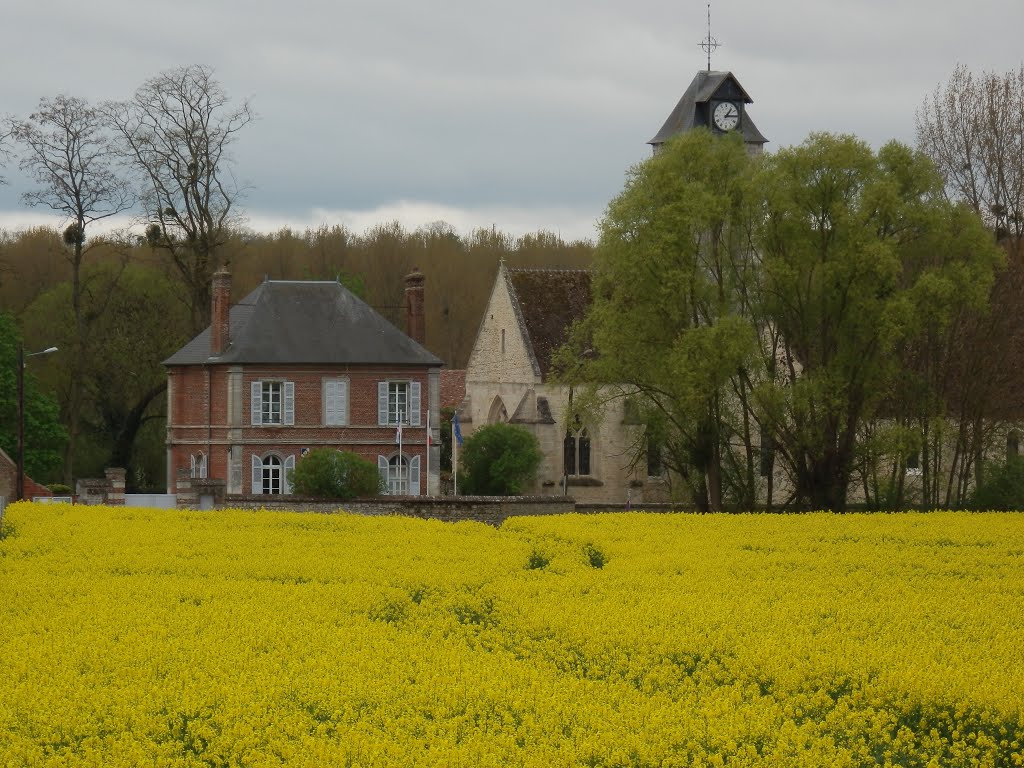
top-left (453, 411), bottom-right (464, 446)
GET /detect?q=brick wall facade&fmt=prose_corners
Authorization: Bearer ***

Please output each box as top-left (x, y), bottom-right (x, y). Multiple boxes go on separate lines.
top-left (167, 363), bottom-right (441, 497)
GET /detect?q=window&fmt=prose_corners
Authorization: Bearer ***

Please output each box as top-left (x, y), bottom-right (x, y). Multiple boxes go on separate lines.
top-left (323, 378), bottom-right (348, 426)
top-left (389, 382), bottom-right (408, 424)
top-left (759, 430), bottom-right (774, 478)
top-left (564, 426), bottom-right (591, 476)
top-left (378, 454), bottom-right (421, 495)
top-left (251, 453), bottom-right (295, 494)
top-left (377, 381), bottom-right (421, 426)
top-left (190, 452), bottom-right (208, 479)
top-left (251, 380), bottom-right (295, 426)
top-left (646, 437), bottom-right (662, 478)
top-left (906, 451), bottom-right (921, 476)
top-left (488, 396), bottom-right (508, 424)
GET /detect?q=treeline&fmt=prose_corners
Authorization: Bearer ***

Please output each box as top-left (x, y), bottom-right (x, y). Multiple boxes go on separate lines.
top-left (0, 222), bottom-right (594, 491)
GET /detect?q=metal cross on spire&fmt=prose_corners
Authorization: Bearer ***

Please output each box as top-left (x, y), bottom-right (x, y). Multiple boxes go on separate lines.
top-left (699, 3), bottom-right (721, 71)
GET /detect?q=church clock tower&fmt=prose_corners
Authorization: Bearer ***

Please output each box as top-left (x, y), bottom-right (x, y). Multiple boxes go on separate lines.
top-left (648, 7), bottom-right (766, 154)
top-left (648, 70), bottom-right (767, 156)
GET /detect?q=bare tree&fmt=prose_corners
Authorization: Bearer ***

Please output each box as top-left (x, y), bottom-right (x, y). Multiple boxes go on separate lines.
top-left (0, 124), bottom-right (10, 185)
top-left (107, 64), bottom-right (255, 332)
top-left (10, 94), bottom-right (134, 484)
top-left (917, 64), bottom-right (1024, 242)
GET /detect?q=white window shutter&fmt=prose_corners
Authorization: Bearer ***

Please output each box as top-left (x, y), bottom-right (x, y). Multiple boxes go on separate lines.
top-left (199, 454), bottom-right (207, 479)
top-left (324, 380), bottom-right (347, 426)
top-left (284, 381), bottom-right (295, 425)
top-left (378, 455), bottom-right (389, 493)
top-left (378, 381), bottom-right (389, 425)
top-left (324, 380), bottom-right (337, 425)
top-left (190, 454), bottom-right (197, 476)
top-left (251, 455), bottom-right (263, 494)
top-left (283, 454), bottom-right (296, 494)
top-left (409, 455), bottom-right (421, 496)
top-left (410, 382), bottom-right (421, 426)
top-left (251, 381), bottom-right (262, 425)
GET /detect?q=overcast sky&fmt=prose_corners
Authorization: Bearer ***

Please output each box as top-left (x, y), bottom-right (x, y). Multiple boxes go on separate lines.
top-left (2, 0), bottom-right (1022, 243)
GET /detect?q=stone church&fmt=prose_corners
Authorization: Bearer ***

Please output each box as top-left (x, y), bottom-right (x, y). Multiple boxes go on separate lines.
top-left (459, 69), bottom-right (766, 505)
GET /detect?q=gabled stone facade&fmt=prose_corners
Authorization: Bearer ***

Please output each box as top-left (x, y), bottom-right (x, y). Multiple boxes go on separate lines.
top-left (461, 264), bottom-right (669, 505)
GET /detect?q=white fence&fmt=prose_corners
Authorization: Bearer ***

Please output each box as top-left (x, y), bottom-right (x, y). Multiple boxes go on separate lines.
top-left (124, 494), bottom-right (177, 509)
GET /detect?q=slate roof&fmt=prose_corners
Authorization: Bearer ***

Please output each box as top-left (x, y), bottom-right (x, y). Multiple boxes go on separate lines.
top-left (164, 280), bottom-right (443, 367)
top-left (648, 70), bottom-right (767, 147)
top-left (505, 268), bottom-right (592, 381)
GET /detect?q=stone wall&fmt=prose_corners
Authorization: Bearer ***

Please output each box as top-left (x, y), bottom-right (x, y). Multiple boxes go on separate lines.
top-left (216, 495), bottom-right (575, 526)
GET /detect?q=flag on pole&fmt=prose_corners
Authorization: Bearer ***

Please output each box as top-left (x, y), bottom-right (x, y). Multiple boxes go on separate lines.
top-left (395, 420), bottom-right (403, 444)
top-left (453, 411), bottom-right (463, 446)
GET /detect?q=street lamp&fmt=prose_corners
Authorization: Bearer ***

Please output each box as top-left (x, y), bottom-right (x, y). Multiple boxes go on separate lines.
top-left (16, 345), bottom-right (58, 501)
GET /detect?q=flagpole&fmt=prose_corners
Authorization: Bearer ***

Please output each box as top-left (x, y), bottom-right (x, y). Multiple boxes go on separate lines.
top-left (398, 417), bottom-right (403, 494)
top-left (425, 409), bottom-right (431, 497)
top-left (452, 418), bottom-right (458, 496)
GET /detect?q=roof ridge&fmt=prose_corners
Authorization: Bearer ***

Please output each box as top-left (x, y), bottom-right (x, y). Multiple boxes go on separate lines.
top-left (507, 267), bottom-right (592, 274)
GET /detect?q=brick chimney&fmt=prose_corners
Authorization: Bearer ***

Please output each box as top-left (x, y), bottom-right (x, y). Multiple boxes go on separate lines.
top-left (404, 266), bottom-right (425, 346)
top-left (210, 268), bottom-right (232, 356)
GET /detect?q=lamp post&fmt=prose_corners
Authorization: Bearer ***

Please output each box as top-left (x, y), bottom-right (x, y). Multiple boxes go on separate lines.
top-left (16, 344), bottom-right (58, 501)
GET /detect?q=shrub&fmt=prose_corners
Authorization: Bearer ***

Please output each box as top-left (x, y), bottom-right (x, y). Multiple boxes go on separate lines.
top-left (526, 549), bottom-right (550, 570)
top-left (288, 449), bottom-right (382, 499)
top-left (972, 457), bottom-right (1024, 510)
top-left (460, 423), bottom-right (543, 496)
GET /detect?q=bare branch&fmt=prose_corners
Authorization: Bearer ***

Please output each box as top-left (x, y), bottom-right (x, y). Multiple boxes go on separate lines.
top-left (106, 64), bottom-right (256, 331)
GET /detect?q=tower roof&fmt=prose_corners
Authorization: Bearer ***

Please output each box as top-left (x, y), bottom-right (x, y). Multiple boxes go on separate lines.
top-left (648, 70), bottom-right (767, 147)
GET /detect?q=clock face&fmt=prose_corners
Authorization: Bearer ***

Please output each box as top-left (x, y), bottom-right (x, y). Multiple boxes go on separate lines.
top-left (712, 101), bottom-right (740, 131)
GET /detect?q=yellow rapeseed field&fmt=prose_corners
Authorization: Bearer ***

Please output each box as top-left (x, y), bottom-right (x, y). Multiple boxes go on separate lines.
top-left (0, 502), bottom-right (1022, 767)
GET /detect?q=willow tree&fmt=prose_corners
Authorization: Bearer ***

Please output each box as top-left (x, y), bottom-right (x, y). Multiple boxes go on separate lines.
top-left (564, 130), bottom-right (763, 511)
top-left (755, 134), bottom-right (1001, 510)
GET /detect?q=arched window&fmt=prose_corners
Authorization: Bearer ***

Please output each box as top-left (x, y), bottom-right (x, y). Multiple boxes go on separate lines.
top-left (1009, 430), bottom-right (1020, 459)
top-left (190, 451), bottom-right (207, 479)
top-left (564, 426), bottom-right (591, 476)
top-left (377, 454), bottom-right (422, 495)
top-left (250, 453), bottom-right (295, 495)
top-left (388, 455), bottom-right (408, 495)
top-left (488, 396), bottom-right (508, 424)
top-left (261, 455), bottom-right (282, 494)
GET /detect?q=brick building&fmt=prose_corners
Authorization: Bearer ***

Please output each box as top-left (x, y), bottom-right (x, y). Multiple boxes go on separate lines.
top-left (0, 447), bottom-right (53, 503)
top-left (164, 269), bottom-right (443, 497)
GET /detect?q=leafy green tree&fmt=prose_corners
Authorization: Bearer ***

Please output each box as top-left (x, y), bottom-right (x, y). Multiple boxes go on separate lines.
top-left (0, 313), bottom-right (66, 482)
top-left (568, 130), bottom-right (999, 512)
top-left (755, 134), bottom-right (1001, 510)
top-left (289, 448), bottom-right (382, 499)
top-left (562, 129), bottom-right (762, 510)
top-left (22, 261), bottom-right (190, 488)
top-left (460, 423), bottom-right (543, 496)
top-left (972, 456), bottom-right (1024, 510)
